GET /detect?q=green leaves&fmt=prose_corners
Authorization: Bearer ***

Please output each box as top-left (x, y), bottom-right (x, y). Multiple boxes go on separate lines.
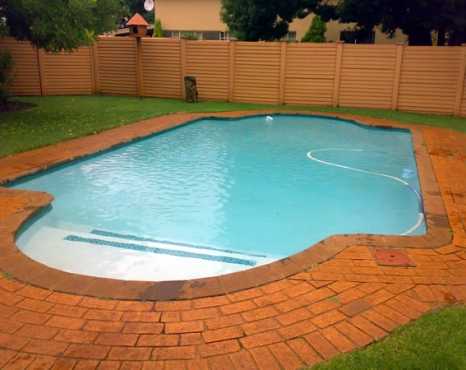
top-left (120, 0), bottom-right (154, 24)
top-left (0, 50), bottom-right (13, 106)
top-left (301, 15), bottom-right (327, 42)
top-left (153, 19), bottom-right (163, 38)
top-left (221, 0), bottom-right (321, 41)
top-left (324, 0), bottom-right (466, 45)
top-left (4, 0), bottom-right (123, 52)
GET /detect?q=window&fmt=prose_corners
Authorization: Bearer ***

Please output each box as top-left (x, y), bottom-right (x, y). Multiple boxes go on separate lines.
top-left (164, 30), bottom-right (230, 41)
top-left (340, 30), bottom-right (375, 44)
top-left (219, 32), bottom-right (230, 41)
top-left (203, 31), bottom-right (221, 40)
top-left (164, 30), bottom-right (180, 39)
top-left (282, 32), bottom-right (297, 41)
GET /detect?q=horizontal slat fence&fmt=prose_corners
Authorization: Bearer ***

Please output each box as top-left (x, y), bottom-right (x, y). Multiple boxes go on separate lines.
top-left (40, 48), bottom-right (94, 95)
top-left (284, 43), bottom-right (336, 106)
top-left (142, 38), bottom-right (182, 98)
top-left (0, 38), bottom-right (41, 96)
top-left (185, 41), bottom-right (229, 101)
top-left (462, 76), bottom-right (466, 116)
top-left (399, 47), bottom-right (463, 114)
top-left (97, 37), bottom-right (138, 96)
top-left (233, 42), bottom-right (282, 104)
top-left (339, 45), bottom-right (397, 109)
top-left (1, 37), bottom-right (466, 116)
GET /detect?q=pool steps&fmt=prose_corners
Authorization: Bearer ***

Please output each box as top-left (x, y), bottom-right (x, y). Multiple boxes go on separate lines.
top-left (63, 229), bottom-right (271, 267)
top-left (90, 229), bottom-right (267, 258)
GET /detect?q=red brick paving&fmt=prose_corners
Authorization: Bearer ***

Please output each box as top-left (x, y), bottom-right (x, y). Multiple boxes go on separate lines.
top-left (0, 112), bottom-right (465, 369)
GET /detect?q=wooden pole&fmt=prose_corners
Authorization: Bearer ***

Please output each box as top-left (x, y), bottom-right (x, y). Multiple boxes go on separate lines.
top-left (454, 45), bottom-right (466, 116)
top-left (391, 43), bottom-right (405, 111)
top-left (228, 41), bottom-right (236, 102)
top-left (332, 42), bottom-right (344, 107)
top-left (279, 42), bottom-right (287, 105)
top-left (36, 47), bottom-right (46, 96)
top-left (90, 42), bottom-right (100, 94)
top-left (136, 37), bottom-right (144, 97)
top-left (180, 38), bottom-right (187, 99)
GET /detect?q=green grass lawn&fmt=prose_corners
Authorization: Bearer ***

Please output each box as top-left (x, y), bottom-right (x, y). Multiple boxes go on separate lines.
top-left (310, 306), bottom-right (466, 370)
top-left (1, 95), bottom-right (465, 158)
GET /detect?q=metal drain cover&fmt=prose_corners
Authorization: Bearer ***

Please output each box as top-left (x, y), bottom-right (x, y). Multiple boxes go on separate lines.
top-left (374, 248), bottom-right (416, 267)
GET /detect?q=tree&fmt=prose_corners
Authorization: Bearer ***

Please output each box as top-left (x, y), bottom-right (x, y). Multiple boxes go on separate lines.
top-left (301, 15), bottom-right (326, 42)
top-left (181, 32), bottom-right (200, 41)
top-left (221, 0), bottom-right (322, 41)
top-left (1, 0), bottom-right (123, 52)
top-left (321, 0), bottom-right (466, 46)
top-left (0, 51), bottom-right (13, 108)
top-left (153, 19), bottom-right (164, 38)
top-left (121, 0), bottom-right (154, 24)
top-left (0, 2), bottom-right (7, 37)
top-left (436, 0), bottom-right (466, 45)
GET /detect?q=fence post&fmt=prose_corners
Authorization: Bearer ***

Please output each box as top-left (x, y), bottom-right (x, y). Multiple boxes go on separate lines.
top-left (36, 47), bottom-right (46, 96)
top-left (279, 42), bottom-right (287, 105)
top-left (228, 41), bottom-right (236, 102)
top-left (391, 43), bottom-right (405, 111)
top-left (180, 38), bottom-right (187, 99)
top-left (454, 45), bottom-right (466, 116)
top-left (90, 42), bottom-right (100, 94)
top-left (136, 37), bottom-right (144, 97)
top-left (332, 42), bottom-right (343, 107)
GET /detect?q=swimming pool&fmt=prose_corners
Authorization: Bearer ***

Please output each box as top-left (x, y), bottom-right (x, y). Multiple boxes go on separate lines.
top-left (11, 115), bottom-right (425, 281)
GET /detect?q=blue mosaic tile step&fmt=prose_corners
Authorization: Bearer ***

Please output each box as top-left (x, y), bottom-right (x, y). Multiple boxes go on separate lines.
top-left (64, 235), bottom-right (257, 267)
top-left (90, 229), bottom-right (267, 258)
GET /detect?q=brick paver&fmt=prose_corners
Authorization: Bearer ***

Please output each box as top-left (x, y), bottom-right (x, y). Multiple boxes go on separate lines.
top-left (0, 112), bottom-right (465, 369)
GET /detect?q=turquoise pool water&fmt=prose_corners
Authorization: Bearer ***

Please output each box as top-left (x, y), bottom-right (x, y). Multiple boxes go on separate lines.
top-left (11, 115), bottom-right (425, 280)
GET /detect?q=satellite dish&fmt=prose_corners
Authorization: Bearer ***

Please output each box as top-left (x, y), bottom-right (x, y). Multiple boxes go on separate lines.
top-left (144, 0), bottom-right (154, 12)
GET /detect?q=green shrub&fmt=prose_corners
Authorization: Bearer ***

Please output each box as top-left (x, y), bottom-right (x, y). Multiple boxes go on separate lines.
top-left (0, 17), bottom-right (8, 37)
top-left (181, 32), bottom-right (200, 41)
top-left (0, 51), bottom-right (14, 108)
top-left (153, 19), bottom-right (164, 38)
top-left (302, 15), bottom-right (327, 43)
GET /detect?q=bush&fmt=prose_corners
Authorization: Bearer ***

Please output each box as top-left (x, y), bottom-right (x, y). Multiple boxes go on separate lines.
top-left (302, 15), bottom-right (327, 43)
top-left (153, 19), bottom-right (164, 38)
top-left (0, 51), bottom-right (14, 108)
top-left (181, 32), bottom-right (200, 41)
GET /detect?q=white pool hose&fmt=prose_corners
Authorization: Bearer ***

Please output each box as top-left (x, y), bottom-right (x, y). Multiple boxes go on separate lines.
top-left (306, 148), bottom-right (424, 235)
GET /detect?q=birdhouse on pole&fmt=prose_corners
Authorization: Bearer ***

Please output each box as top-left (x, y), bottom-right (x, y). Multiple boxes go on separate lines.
top-left (127, 13), bottom-right (149, 37)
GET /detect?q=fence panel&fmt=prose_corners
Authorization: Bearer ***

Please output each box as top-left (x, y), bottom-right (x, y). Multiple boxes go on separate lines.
top-left (41, 48), bottom-right (93, 95)
top-left (185, 41), bottom-right (230, 101)
top-left (339, 45), bottom-right (397, 109)
top-left (2, 36), bottom-right (466, 116)
top-left (0, 38), bottom-right (41, 96)
top-left (284, 43), bottom-right (336, 106)
top-left (97, 37), bottom-right (138, 96)
top-left (142, 38), bottom-right (182, 98)
top-left (233, 42), bottom-right (281, 104)
top-left (398, 47), bottom-right (463, 115)
top-left (459, 50), bottom-right (466, 117)
top-left (462, 76), bottom-right (466, 116)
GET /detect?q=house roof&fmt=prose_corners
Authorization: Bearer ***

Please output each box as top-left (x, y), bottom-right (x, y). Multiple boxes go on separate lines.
top-left (127, 13), bottom-right (149, 27)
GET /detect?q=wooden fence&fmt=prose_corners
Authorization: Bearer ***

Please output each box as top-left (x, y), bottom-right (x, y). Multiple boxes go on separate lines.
top-left (2, 37), bottom-right (466, 116)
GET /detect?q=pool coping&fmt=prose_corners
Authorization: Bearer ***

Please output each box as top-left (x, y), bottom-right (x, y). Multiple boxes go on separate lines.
top-left (0, 111), bottom-right (452, 301)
